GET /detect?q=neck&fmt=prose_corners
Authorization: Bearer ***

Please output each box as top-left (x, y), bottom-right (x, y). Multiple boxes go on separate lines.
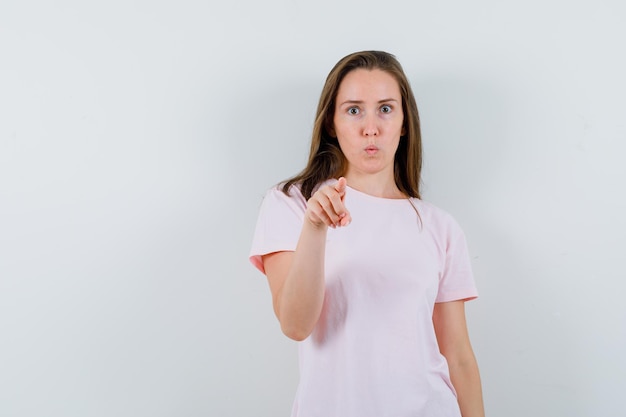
top-left (344, 172), bottom-right (405, 199)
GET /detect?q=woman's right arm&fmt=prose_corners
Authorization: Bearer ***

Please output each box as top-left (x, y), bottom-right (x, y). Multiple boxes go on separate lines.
top-left (262, 178), bottom-right (351, 341)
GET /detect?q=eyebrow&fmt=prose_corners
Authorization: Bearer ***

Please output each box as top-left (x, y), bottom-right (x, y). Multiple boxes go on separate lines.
top-left (339, 98), bottom-right (400, 106)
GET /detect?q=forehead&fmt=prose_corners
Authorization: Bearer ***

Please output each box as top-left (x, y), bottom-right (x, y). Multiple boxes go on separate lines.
top-left (336, 69), bottom-right (401, 100)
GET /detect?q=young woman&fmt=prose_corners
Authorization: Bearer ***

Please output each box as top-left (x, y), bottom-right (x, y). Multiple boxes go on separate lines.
top-left (250, 51), bottom-right (484, 417)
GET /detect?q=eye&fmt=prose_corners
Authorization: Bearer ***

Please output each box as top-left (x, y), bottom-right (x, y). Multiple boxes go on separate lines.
top-left (380, 105), bottom-right (392, 114)
top-left (347, 107), bottom-right (360, 115)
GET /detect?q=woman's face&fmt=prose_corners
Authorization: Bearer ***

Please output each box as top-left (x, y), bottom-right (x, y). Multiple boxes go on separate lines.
top-left (332, 69), bottom-right (404, 182)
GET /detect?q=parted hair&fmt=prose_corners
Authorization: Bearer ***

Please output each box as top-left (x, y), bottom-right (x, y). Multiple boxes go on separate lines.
top-left (282, 50), bottom-right (423, 200)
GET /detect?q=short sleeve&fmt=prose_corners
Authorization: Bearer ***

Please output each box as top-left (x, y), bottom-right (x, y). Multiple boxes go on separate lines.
top-left (249, 185), bottom-right (307, 274)
top-left (435, 217), bottom-right (478, 303)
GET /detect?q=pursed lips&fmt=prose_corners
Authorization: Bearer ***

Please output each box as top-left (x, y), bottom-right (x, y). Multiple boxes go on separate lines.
top-left (365, 145), bottom-right (379, 155)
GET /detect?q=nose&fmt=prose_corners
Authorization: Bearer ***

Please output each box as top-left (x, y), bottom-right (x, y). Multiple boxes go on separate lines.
top-left (362, 113), bottom-right (379, 136)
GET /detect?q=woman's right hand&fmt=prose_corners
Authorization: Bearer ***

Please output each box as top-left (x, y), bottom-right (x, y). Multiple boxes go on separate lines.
top-left (305, 177), bottom-right (352, 229)
top-left (263, 177), bottom-right (351, 340)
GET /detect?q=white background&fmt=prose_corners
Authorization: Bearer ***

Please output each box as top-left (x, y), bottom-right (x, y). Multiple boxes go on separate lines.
top-left (1, 1), bottom-right (625, 416)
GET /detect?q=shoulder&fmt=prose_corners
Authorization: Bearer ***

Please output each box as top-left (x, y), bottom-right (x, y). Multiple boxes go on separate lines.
top-left (268, 178), bottom-right (337, 201)
top-left (259, 182), bottom-right (308, 213)
top-left (411, 199), bottom-right (466, 238)
top-left (412, 199), bottom-right (456, 224)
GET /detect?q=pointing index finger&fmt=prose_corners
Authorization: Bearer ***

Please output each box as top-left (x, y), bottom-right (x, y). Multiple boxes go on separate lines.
top-left (335, 177), bottom-right (347, 195)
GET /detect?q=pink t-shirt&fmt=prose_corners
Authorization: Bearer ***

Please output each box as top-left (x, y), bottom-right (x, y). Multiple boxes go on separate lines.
top-left (250, 182), bottom-right (478, 417)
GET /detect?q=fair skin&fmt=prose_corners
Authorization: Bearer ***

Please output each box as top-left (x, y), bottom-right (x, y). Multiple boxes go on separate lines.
top-left (331, 69), bottom-right (405, 198)
top-left (262, 69), bottom-right (484, 417)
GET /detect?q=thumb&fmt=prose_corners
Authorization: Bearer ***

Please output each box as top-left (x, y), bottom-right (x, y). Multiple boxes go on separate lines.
top-left (335, 177), bottom-right (347, 195)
